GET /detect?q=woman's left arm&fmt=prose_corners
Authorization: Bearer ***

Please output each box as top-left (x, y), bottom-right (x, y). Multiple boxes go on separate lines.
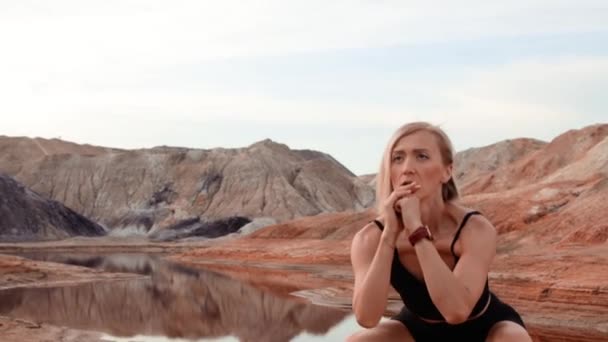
top-left (414, 215), bottom-right (497, 324)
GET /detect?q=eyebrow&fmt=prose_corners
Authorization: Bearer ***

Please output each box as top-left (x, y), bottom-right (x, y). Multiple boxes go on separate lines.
top-left (392, 148), bottom-right (430, 155)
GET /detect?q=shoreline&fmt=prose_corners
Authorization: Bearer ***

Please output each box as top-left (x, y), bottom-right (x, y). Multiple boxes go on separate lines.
top-left (0, 242), bottom-right (606, 342)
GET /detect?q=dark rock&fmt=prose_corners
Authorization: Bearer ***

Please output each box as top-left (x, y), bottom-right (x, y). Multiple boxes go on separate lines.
top-left (150, 216), bottom-right (251, 241)
top-left (0, 174), bottom-right (106, 241)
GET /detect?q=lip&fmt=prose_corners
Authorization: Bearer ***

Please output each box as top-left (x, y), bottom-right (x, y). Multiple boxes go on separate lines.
top-left (401, 180), bottom-right (414, 186)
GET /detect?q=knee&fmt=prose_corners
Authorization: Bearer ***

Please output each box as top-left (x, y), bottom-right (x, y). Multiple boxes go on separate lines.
top-left (487, 322), bottom-right (532, 342)
top-left (491, 331), bottom-right (531, 342)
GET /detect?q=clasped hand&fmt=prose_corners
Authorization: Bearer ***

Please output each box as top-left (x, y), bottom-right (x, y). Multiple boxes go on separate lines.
top-left (381, 182), bottom-right (422, 242)
top-left (379, 182), bottom-right (423, 241)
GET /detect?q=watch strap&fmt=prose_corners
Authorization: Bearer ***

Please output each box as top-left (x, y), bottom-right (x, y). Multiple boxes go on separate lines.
top-left (408, 225), bottom-right (433, 246)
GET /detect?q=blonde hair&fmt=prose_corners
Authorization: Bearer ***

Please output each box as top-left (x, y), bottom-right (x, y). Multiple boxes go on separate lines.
top-left (376, 122), bottom-right (459, 212)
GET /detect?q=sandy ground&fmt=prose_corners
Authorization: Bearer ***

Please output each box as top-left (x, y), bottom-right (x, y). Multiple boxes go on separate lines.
top-left (0, 251), bottom-right (147, 342)
top-left (1, 240), bottom-right (606, 342)
top-left (173, 242), bottom-right (608, 342)
top-left (0, 235), bottom-right (216, 254)
top-left (0, 315), bottom-right (107, 342)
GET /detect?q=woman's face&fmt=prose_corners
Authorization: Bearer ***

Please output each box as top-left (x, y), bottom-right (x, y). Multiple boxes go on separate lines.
top-left (390, 130), bottom-right (452, 199)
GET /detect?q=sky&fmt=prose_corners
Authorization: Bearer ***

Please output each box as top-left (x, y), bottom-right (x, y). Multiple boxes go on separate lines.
top-left (1, 0), bottom-right (607, 175)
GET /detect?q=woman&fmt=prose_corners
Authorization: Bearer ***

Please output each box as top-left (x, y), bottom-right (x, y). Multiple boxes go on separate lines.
top-left (348, 122), bottom-right (531, 341)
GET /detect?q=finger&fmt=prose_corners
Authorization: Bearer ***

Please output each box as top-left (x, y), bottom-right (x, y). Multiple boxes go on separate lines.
top-left (394, 200), bottom-right (405, 211)
top-left (395, 182), bottom-right (420, 191)
top-left (388, 188), bottom-right (413, 203)
top-left (394, 182), bottom-right (420, 194)
top-left (393, 186), bottom-right (421, 199)
top-left (392, 185), bottom-right (419, 200)
top-left (389, 194), bottom-right (413, 212)
top-left (393, 187), bottom-right (421, 208)
top-left (385, 183), bottom-right (420, 208)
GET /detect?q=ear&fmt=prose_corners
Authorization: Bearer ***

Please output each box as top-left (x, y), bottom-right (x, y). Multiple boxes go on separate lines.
top-left (442, 164), bottom-right (453, 183)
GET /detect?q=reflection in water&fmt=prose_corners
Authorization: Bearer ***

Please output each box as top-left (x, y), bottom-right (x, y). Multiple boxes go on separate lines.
top-left (103, 315), bottom-right (368, 342)
top-left (0, 253), bottom-right (350, 342)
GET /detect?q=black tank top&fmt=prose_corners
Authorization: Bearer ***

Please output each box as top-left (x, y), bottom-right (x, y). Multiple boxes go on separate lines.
top-left (373, 211), bottom-right (491, 321)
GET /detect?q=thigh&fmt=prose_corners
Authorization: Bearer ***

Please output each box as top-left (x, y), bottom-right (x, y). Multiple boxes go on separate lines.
top-left (346, 320), bottom-right (415, 342)
top-left (486, 320), bottom-right (532, 342)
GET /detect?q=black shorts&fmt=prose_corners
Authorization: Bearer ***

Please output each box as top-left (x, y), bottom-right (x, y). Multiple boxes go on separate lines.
top-left (391, 293), bottom-right (526, 341)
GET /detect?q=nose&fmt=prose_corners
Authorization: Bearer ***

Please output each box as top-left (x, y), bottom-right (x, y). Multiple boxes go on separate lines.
top-left (401, 156), bottom-right (416, 175)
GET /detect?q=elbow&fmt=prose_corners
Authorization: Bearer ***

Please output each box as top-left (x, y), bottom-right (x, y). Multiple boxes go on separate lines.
top-left (355, 315), bottom-right (380, 329)
top-left (352, 301), bottom-right (381, 328)
top-left (444, 311), bottom-right (469, 325)
top-left (435, 294), bottom-right (472, 325)
top-left (437, 299), bottom-right (471, 325)
top-left (442, 304), bottom-right (472, 325)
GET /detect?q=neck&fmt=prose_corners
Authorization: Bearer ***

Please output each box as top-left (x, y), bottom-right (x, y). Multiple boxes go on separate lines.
top-left (419, 194), bottom-right (447, 235)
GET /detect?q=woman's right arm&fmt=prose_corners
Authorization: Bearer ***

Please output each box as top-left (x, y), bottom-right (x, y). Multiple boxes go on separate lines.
top-left (350, 222), bottom-right (398, 328)
top-left (351, 182), bottom-right (417, 327)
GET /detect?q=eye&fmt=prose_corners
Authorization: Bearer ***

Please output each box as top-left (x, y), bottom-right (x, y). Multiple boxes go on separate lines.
top-left (391, 155), bottom-right (403, 162)
top-left (417, 153), bottom-right (429, 160)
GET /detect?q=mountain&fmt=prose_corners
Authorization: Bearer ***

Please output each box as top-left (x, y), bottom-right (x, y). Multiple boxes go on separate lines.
top-left (0, 174), bottom-right (106, 241)
top-left (455, 124), bottom-right (608, 194)
top-left (0, 137), bottom-right (374, 234)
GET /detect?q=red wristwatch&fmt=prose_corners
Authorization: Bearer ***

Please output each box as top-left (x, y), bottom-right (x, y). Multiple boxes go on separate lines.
top-left (408, 225), bottom-right (434, 246)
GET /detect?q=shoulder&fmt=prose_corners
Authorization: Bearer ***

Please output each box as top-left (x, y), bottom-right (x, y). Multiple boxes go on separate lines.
top-left (352, 221), bottom-right (382, 245)
top-left (351, 221), bottom-right (383, 268)
top-left (449, 204), bottom-right (496, 251)
top-left (450, 204), bottom-right (496, 237)
top-left (351, 221), bottom-right (382, 253)
top-left (460, 212), bottom-right (497, 250)
top-left (465, 213), bottom-right (496, 235)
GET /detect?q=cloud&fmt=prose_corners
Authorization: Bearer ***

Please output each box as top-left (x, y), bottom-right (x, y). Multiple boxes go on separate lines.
top-left (2, 54), bottom-right (606, 128)
top-left (1, 1), bottom-right (606, 174)
top-left (1, 1), bottom-right (606, 67)
top-left (439, 56), bottom-right (608, 137)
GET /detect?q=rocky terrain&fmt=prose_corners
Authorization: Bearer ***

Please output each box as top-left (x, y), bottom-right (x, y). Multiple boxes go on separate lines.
top-left (455, 124), bottom-right (608, 196)
top-left (174, 124), bottom-right (608, 341)
top-left (0, 254), bottom-right (142, 291)
top-left (0, 174), bottom-right (106, 241)
top-left (0, 315), bottom-right (105, 342)
top-left (148, 215), bottom-right (252, 241)
top-left (0, 136), bottom-right (374, 236)
top-left (0, 124), bottom-right (606, 341)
